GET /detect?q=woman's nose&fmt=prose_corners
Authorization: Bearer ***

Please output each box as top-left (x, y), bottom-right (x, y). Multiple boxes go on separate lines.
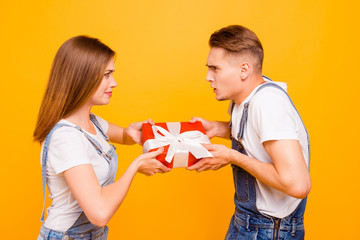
top-left (111, 77), bottom-right (117, 88)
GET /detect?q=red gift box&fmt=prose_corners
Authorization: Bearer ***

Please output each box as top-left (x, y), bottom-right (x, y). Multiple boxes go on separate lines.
top-left (141, 121), bottom-right (212, 168)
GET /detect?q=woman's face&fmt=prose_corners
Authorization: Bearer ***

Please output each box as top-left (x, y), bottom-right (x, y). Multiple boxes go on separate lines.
top-left (88, 58), bottom-right (117, 106)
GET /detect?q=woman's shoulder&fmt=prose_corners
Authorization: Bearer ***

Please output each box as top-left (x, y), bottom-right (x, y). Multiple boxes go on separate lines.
top-left (50, 122), bottom-right (88, 148)
top-left (47, 124), bottom-right (92, 174)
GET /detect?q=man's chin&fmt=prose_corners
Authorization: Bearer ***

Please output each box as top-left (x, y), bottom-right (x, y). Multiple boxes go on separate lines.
top-left (216, 95), bottom-right (228, 101)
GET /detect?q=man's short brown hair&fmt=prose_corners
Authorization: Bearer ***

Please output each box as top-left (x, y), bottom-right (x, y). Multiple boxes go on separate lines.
top-left (209, 25), bottom-right (264, 72)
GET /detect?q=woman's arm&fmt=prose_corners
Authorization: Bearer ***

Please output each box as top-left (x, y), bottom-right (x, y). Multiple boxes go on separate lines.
top-left (63, 148), bottom-right (170, 227)
top-left (106, 122), bottom-right (127, 144)
top-left (107, 119), bottom-right (154, 145)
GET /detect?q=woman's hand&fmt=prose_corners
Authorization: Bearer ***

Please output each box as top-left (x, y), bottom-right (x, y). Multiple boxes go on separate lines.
top-left (124, 119), bottom-right (154, 145)
top-left (65, 147), bottom-right (169, 227)
top-left (134, 148), bottom-right (171, 176)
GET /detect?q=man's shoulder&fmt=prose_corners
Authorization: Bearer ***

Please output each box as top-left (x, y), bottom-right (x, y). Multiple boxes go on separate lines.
top-left (250, 85), bottom-right (289, 108)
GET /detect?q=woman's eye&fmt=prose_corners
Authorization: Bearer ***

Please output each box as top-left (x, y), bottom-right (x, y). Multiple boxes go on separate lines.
top-left (104, 73), bottom-right (110, 77)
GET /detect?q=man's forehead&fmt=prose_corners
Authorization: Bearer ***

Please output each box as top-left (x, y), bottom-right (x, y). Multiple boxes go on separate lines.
top-left (208, 47), bottom-right (228, 57)
top-left (207, 47), bottom-right (241, 65)
top-left (207, 47), bottom-right (226, 63)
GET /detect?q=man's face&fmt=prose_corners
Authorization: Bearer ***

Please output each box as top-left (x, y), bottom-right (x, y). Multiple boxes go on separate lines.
top-left (206, 47), bottom-right (242, 101)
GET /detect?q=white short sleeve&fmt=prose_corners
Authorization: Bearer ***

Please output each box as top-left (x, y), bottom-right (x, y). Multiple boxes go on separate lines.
top-left (48, 127), bottom-right (92, 174)
top-left (250, 89), bottom-right (299, 144)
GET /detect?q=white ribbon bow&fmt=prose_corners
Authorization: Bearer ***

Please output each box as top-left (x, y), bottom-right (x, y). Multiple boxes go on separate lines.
top-left (143, 123), bottom-right (213, 164)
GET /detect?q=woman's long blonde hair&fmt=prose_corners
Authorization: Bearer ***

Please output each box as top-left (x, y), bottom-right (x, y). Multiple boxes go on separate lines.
top-left (33, 36), bottom-right (115, 143)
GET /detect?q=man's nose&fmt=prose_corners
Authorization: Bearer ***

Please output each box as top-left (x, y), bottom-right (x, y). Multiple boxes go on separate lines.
top-left (206, 70), bottom-right (214, 82)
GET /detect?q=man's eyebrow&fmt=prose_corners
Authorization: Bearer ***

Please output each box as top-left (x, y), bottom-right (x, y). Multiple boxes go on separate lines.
top-left (206, 64), bottom-right (218, 68)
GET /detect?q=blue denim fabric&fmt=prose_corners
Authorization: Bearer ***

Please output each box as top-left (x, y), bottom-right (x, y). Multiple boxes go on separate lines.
top-left (38, 115), bottom-right (117, 239)
top-left (226, 79), bottom-right (310, 240)
top-left (225, 209), bottom-right (304, 240)
top-left (37, 224), bottom-right (108, 240)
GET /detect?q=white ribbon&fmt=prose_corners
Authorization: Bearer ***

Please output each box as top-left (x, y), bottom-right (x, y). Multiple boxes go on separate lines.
top-left (143, 122), bottom-right (213, 166)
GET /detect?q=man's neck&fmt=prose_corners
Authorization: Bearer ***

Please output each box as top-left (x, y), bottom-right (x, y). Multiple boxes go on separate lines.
top-left (233, 74), bottom-right (265, 105)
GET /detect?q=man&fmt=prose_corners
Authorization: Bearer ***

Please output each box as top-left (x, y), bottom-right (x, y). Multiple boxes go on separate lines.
top-left (188, 25), bottom-right (311, 239)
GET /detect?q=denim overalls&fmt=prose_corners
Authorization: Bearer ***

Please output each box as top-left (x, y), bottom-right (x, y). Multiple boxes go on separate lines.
top-left (225, 80), bottom-right (310, 240)
top-left (38, 115), bottom-right (118, 240)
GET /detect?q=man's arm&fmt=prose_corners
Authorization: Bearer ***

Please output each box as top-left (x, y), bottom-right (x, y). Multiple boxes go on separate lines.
top-left (188, 139), bottom-right (311, 199)
top-left (261, 139), bottom-right (311, 198)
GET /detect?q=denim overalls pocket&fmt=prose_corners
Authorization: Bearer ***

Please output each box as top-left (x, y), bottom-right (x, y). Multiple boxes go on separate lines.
top-left (232, 164), bottom-right (249, 202)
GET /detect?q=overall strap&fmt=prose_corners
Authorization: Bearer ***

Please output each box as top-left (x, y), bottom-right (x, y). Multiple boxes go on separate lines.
top-left (73, 126), bottom-right (113, 161)
top-left (89, 114), bottom-right (116, 158)
top-left (40, 118), bottom-right (114, 222)
top-left (229, 75), bottom-right (272, 131)
top-left (40, 123), bottom-right (72, 222)
top-left (248, 82), bottom-right (310, 160)
top-left (228, 101), bottom-right (235, 129)
top-left (236, 83), bottom-right (274, 140)
top-left (229, 78), bottom-right (310, 218)
top-left (235, 81), bottom-right (305, 141)
top-left (237, 102), bottom-right (250, 141)
top-left (90, 114), bottom-right (109, 141)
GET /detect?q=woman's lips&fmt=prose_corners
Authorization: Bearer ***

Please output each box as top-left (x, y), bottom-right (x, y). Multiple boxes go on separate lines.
top-left (105, 92), bottom-right (112, 97)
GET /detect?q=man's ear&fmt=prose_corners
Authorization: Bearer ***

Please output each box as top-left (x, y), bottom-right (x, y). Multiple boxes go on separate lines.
top-left (240, 62), bottom-right (250, 80)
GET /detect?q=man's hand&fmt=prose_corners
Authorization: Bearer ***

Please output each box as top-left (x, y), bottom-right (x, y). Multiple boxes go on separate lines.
top-left (189, 117), bottom-right (217, 139)
top-left (187, 144), bottom-right (233, 172)
top-left (189, 117), bottom-right (230, 139)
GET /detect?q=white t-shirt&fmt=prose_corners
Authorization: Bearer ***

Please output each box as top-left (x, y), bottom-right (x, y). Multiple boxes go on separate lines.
top-left (42, 115), bottom-right (111, 232)
top-left (230, 79), bottom-right (310, 218)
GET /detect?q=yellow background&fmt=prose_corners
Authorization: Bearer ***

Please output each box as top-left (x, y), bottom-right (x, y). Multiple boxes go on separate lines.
top-left (1, 0), bottom-right (359, 239)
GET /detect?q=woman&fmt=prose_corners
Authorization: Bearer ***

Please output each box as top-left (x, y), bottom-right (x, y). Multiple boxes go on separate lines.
top-left (34, 35), bottom-right (170, 239)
